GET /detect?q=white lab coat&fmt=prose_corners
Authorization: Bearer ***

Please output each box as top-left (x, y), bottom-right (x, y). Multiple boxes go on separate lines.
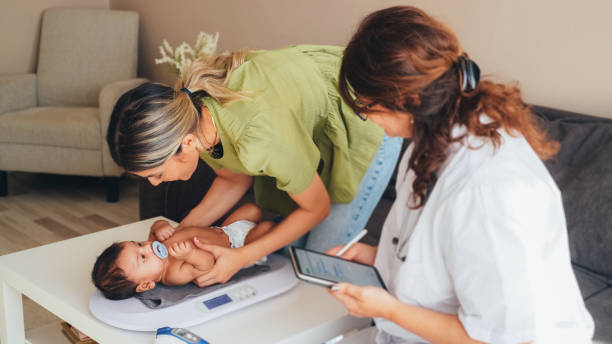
top-left (365, 123), bottom-right (593, 343)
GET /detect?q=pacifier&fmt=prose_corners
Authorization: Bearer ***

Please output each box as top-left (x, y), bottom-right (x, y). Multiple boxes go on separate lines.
top-left (152, 241), bottom-right (168, 259)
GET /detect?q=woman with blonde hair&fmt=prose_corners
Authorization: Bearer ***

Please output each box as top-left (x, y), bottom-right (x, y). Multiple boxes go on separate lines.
top-left (107, 45), bottom-right (402, 286)
top-left (327, 6), bottom-right (594, 343)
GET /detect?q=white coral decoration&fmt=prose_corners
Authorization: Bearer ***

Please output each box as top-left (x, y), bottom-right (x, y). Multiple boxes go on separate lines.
top-left (155, 32), bottom-right (220, 75)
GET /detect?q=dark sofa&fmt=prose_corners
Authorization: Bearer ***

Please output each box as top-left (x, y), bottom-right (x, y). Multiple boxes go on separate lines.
top-left (139, 105), bottom-right (612, 343)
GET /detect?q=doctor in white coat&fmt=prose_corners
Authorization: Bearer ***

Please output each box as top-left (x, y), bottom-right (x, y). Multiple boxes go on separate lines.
top-left (328, 6), bottom-right (594, 344)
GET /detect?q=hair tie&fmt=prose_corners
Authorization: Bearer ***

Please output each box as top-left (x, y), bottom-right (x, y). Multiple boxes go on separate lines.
top-left (457, 56), bottom-right (480, 92)
top-left (179, 87), bottom-right (202, 117)
top-left (180, 87), bottom-right (194, 98)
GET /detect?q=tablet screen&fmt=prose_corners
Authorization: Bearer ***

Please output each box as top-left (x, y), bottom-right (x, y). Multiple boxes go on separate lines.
top-left (293, 247), bottom-right (386, 289)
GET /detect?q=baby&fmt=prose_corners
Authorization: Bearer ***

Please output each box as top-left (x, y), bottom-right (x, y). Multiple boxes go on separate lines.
top-left (92, 203), bottom-right (272, 300)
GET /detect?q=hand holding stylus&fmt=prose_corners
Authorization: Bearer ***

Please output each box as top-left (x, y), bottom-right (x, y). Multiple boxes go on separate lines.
top-left (335, 229), bottom-right (368, 257)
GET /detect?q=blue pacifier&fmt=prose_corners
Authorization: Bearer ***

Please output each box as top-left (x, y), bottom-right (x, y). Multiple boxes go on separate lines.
top-left (152, 241), bottom-right (168, 259)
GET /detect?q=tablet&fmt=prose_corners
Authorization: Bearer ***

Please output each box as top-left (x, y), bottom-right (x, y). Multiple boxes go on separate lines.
top-left (289, 247), bottom-right (387, 289)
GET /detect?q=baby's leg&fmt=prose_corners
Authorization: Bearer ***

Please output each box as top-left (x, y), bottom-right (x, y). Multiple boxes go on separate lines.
top-left (221, 203), bottom-right (262, 226)
top-left (244, 220), bottom-right (274, 245)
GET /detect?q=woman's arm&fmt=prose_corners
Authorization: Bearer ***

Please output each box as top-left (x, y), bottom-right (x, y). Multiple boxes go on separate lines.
top-left (179, 167), bottom-right (253, 228)
top-left (191, 173), bottom-right (330, 286)
top-left (240, 172), bottom-right (331, 263)
top-left (331, 284), bottom-right (489, 344)
top-left (331, 283), bottom-right (533, 344)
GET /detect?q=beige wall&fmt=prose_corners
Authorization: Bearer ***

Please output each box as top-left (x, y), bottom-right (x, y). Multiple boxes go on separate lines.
top-left (0, 0), bottom-right (109, 75)
top-left (109, 0), bottom-right (610, 118)
top-left (411, 0), bottom-right (612, 118)
top-left (109, 0), bottom-right (406, 84)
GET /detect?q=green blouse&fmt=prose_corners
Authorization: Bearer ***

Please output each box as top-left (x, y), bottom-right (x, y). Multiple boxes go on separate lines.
top-left (200, 45), bottom-right (383, 215)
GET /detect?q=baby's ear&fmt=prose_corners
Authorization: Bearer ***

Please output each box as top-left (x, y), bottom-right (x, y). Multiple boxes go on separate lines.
top-left (136, 280), bottom-right (156, 292)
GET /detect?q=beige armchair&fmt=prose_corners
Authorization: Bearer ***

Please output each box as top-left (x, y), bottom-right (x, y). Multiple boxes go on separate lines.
top-left (0, 8), bottom-right (147, 202)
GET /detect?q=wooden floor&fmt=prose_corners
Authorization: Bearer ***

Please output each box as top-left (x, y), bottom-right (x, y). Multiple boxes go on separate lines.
top-left (0, 171), bottom-right (140, 331)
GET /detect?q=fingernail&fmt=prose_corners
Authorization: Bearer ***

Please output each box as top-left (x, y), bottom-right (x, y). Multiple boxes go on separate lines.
top-left (331, 285), bottom-right (340, 292)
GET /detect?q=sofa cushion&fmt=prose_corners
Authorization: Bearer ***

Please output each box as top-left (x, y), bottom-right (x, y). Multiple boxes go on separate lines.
top-left (574, 265), bottom-right (609, 300)
top-left (533, 106), bottom-right (612, 280)
top-left (585, 288), bottom-right (612, 343)
top-left (0, 107), bottom-right (100, 149)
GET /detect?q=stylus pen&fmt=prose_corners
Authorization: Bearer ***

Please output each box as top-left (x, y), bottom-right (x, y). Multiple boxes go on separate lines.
top-left (336, 229), bottom-right (368, 256)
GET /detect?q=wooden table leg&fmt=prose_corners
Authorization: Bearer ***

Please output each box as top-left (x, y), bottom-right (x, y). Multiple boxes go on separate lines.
top-left (0, 280), bottom-right (25, 344)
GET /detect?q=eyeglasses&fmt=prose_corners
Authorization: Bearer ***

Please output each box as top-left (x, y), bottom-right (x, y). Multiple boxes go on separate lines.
top-left (354, 98), bottom-right (378, 122)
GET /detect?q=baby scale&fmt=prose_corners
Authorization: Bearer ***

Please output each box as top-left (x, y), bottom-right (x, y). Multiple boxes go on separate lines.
top-left (89, 254), bottom-right (298, 331)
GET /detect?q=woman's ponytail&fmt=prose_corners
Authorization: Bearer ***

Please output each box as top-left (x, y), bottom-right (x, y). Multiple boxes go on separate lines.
top-left (175, 50), bottom-right (250, 105)
top-left (107, 50), bottom-right (250, 172)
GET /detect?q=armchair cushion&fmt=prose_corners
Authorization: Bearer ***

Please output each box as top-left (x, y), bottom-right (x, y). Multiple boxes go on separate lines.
top-left (0, 144), bottom-right (103, 176)
top-left (37, 8), bottom-right (138, 107)
top-left (0, 107), bottom-right (99, 149)
top-left (0, 74), bottom-right (37, 114)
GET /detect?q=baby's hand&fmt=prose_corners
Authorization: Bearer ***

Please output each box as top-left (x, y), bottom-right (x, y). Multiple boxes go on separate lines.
top-left (152, 220), bottom-right (175, 241)
top-left (168, 241), bottom-right (193, 259)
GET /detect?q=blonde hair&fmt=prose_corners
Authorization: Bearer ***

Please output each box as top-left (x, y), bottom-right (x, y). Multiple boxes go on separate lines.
top-left (107, 50), bottom-right (250, 172)
top-left (178, 50), bottom-right (251, 105)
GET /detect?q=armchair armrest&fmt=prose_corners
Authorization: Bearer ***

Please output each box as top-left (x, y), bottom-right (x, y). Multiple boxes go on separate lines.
top-left (99, 78), bottom-right (148, 175)
top-left (0, 74), bottom-right (37, 114)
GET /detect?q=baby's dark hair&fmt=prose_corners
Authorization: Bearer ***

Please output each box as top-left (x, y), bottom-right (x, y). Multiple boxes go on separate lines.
top-left (91, 242), bottom-right (138, 300)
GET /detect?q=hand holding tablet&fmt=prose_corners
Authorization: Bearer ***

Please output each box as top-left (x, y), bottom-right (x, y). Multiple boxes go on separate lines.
top-left (289, 247), bottom-right (387, 290)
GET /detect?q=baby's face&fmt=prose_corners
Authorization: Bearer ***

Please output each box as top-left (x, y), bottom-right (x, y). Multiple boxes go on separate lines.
top-left (115, 241), bottom-right (165, 284)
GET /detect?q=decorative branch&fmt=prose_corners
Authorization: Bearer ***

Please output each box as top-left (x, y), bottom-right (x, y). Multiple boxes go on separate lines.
top-left (155, 32), bottom-right (220, 75)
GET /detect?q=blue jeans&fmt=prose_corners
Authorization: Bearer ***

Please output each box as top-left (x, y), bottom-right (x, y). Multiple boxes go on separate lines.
top-left (284, 135), bottom-right (403, 253)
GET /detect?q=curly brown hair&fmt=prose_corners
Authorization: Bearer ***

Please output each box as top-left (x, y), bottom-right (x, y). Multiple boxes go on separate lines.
top-left (339, 6), bottom-right (559, 207)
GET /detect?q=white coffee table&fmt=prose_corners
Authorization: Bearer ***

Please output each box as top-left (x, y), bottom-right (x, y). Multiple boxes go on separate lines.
top-left (0, 217), bottom-right (370, 344)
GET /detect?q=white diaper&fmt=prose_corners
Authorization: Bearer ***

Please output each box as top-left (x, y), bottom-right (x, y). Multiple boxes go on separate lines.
top-left (218, 220), bottom-right (267, 265)
top-left (219, 220), bottom-right (256, 248)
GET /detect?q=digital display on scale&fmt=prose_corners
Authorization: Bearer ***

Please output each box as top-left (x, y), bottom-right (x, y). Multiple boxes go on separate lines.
top-left (203, 294), bottom-right (232, 309)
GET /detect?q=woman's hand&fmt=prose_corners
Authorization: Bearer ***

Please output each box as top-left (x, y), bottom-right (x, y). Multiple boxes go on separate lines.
top-left (326, 243), bottom-right (378, 266)
top-left (329, 283), bottom-right (398, 319)
top-left (331, 284), bottom-right (490, 344)
top-left (191, 237), bottom-right (247, 287)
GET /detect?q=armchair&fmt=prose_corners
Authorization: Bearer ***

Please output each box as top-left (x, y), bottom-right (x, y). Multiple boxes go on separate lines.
top-left (0, 8), bottom-right (146, 202)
